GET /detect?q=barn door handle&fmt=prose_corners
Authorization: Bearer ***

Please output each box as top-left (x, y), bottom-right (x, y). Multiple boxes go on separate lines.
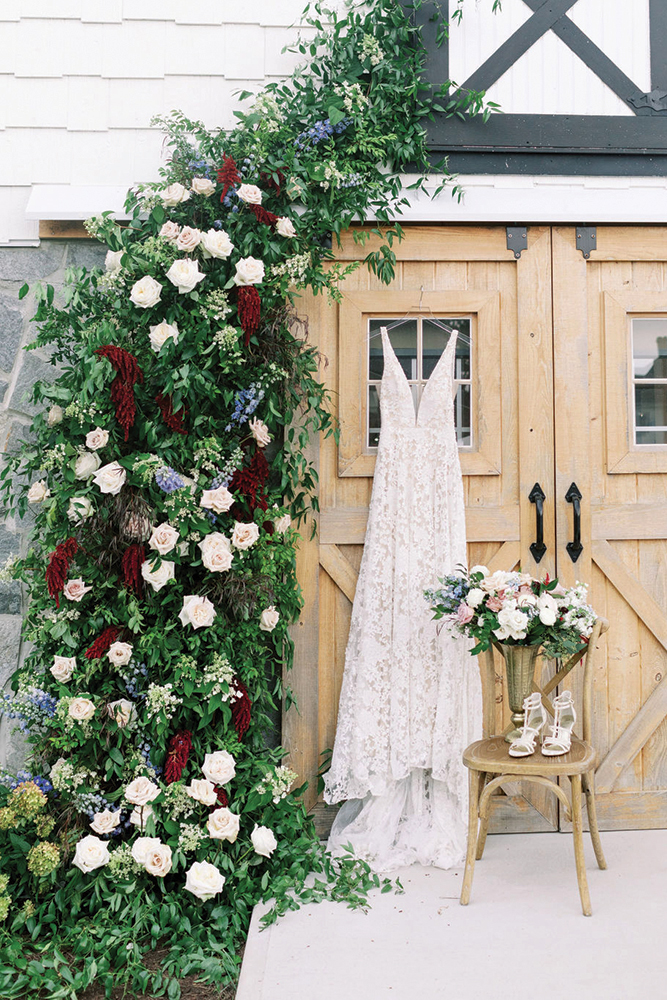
top-left (565, 482), bottom-right (583, 563)
top-left (528, 482), bottom-right (546, 563)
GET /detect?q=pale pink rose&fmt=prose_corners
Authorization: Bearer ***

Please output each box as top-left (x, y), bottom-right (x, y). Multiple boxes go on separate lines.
top-left (90, 808), bottom-right (122, 835)
top-left (202, 750), bottom-right (236, 785)
top-left (47, 405), bottom-right (63, 426)
top-left (200, 229), bottom-right (234, 260)
top-left (159, 221), bottom-right (181, 244)
top-left (231, 521), bottom-right (260, 550)
top-left (248, 417), bottom-right (271, 447)
top-left (179, 594), bottom-right (216, 629)
top-left (51, 656), bottom-right (76, 682)
top-left (275, 216), bottom-right (297, 238)
top-left (486, 595), bottom-right (504, 612)
top-left (259, 606), bottom-right (280, 632)
top-left (186, 778), bottom-right (218, 806)
top-left (237, 184), bottom-right (262, 205)
top-left (456, 603), bottom-right (475, 625)
top-left (68, 697), bottom-right (96, 721)
top-left (143, 841), bottom-right (172, 877)
top-left (141, 559), bottom-right (175, 592)
top-left (233, 256), bottom-right (264, 286)
top-left (160, 183), bottom-right (190, 207)
top-left (106, 699), bottom-right (136, 728)
top-left (191, 177), bottom-right (216, 197)
top-left (72, 835), bottom-right (110, 873)
top-left (176, 226), bottom-right (202, 253)
top-left (200, 485), bottom-right (234, 514)
top-left (107, 642), bottom-right (133, 667)
top-left (93, 461), bottom-right (126, 496)
top-left (28, 480), bottom-right (50, 503)
top-left (129, 804), bottom-right (154, 830)
top-left (63, 578), bottom-right (92, 602)
top-left (207, 807), bottom-right (240, 842)
top-left (198, 533), bottom-right (233, 573)
top-left (148, 523), bottom-right (180, 555)
top-left (105, 250), bottom-right (123, 274)
top-left (74, 451), bottom-right (101, 480)
top-left (85, 427), bottom-right (109, 451)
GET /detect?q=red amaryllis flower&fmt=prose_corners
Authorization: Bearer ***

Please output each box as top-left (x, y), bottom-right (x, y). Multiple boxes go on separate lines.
top-left (164, 730), bottom-right (193, 784)
top-left (248, 203), bottom-right (279, 229)
top-left (121, 543), bottom-right (145, 596)
top-left (95, 345), bottom-right (144, 441)
top-left (231, 679), bottom-right (251, 740)
top-left (229, 447), bottom-right (269, 513)
top-left (45, 537), bottom-right (78, 607)
top-left (236, 285), bottom-right (261, 347)
top-left (217, 154), bottom-right (241, 203)
top-left (155, 392), bottom-right (188, 435)
top-left (85, 624), bottom-right (121, 660)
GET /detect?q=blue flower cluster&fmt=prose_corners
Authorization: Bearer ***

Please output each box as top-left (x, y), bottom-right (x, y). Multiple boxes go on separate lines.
top-left (140, 742), bottom-right (162, 776)
top-left (2, 769), bottom-right (53, 794)
top-left (224, 382), bottom-right (265, 432)
top-left (1, 688), bottom-right (57, 734)
top-left (155, 466), bottom-right (185, 493)
top-left (121, 661), bottom-right (148, 699)
top-left (340, 171), bottom-right (363, 188)
top-left (187, 158), bottom-right (213, 179)
top-left (296, 117), bottom-right (351, 149)
top-left (222, 189), bottom-right (239, 212)
top-left (74, 789), bottom-right (114, 822)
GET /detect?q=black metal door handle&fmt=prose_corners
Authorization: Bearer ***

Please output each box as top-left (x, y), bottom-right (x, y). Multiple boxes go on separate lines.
top-left (528, 482), bottom-right (546, 563)
top-left (565, 482), bottom-right (583, 562)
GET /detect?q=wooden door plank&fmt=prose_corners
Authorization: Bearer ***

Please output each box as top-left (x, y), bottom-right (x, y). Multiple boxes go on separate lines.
top-left (337, 225), bottom-right (543, 262)
top-left (319, 543), bottom-right (358, 604)
top-left (319, 505), bottom-right (520, 544)
top-left (592, 504), bottom-right (667, 539)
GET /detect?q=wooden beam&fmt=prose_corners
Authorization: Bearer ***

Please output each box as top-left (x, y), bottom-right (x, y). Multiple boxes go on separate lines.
top-left (319, 506), bottom-right (520, 545)
top-left (319, 544), bottom-right (358, 604)
top-left (39, 221), bottom-right (91, 239)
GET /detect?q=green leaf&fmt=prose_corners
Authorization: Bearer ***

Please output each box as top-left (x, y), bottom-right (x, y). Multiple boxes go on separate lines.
top-left (327, 105), bottom-right (346, 126)
top-left (18, 282), bottom-right (29, 300)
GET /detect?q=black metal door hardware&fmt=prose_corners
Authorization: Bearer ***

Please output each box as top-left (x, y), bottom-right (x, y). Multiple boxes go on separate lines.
top-left (565, 482), bottom-right (583, 562)
top-left (506, 227), bottom-right (528, 259)
top-left (528, 482), bottom-right (547, 563)
top-left (576, 227), bottom-right (597, 259)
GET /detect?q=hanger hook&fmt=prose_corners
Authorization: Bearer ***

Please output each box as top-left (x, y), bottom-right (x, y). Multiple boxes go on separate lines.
top-left (418, 286), bottom-right (424, 310)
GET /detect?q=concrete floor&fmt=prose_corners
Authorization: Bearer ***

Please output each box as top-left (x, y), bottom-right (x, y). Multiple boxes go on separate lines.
top-left (237, 829), bottom-right (667, 1000)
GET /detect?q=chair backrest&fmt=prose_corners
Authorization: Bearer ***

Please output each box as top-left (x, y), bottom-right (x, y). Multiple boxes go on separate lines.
top-left (477, 618), bottom-right (609, 741)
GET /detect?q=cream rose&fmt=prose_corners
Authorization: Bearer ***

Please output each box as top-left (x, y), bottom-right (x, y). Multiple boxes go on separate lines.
top-left (538, 593), bottom-right (559, 626)
top-left (207, 807), bottom-right (240, 843)
top-left (202, 750), bottom-right (236, 785)
top-left (51, 656), bottom-right (76, 682)
top-left (159, 221), bottom-right (181, 243)
top-left (176, 226), bottom-right (202, 253)
top-left (200, 228), bottom-right (234, 259)
top-left (166, 258), bottom-right (205, 294)
top-left (200, 485), bottom-right (234, 514)
top-left (179, 594), bottom-right (216, 630)
top-left (185, 860), bottom-right (225, 901)
top-left (148, 523), bottom-right (180, 556)
top-left (141, 558), bottom-right (176, 592)
top-left (186, 778), bottom-right (218, 806)
top-left (72, 835), bottom-right (110, 873)
top-left (125, 777), bottom-right (160, 807)
top-left (237, 183), bottom-right (262, 205)
top-left (74, 451), bottom-right (101, 480)
top-left (198, 533), bottom-right (233, 573)
top-left (160, 182), bottom-right (191, 206)
top-left (274, 513), bottom-right (291, 534)
top-left (68, 697), bottom-right (96, 721)
top-left (251, 824), bottom-right (277, 858)
top-left (191, 177), bottom-right (216, 197)
top-left (259, 606), bottom-right (280, 632)
top-left (85, 427), bottom-right (109, 451)
top-left (276, 216), bottom-right (297, 238)
top-left (481, 570), bottom-right (512, 593)
top-left (248, 417), bottom-right (271, 447)
top-left (28, 480), bottom-right (50, 503)
top-left (231, 521), bottom-right (260, 550)
top-left (93, 461), bottom-right (126, 496)
top-left (105, 250), bottom-right (124, 274)
top-left (47, 404), bottom-right (64, 426)
top-left (494, 607), bottom-right (529, 641)
top-left (63, 578), bottom-right (92, 602)
top-left (90, 808), bottom-right (122, 836)
top-left (148, 320), bottom-right (179, 353)
top-left (107, 642), bottom-right (133, 667)
top-left (233, 256), bottom-right (265, 286)
top-left (129, 804), bottom-right (154, 830)
top-left (130, 275), bottom-right (163, 309)
top-left (466, 588), bottom-right (485, 609)
top-left (107, 698), bottom-right (136, 728)
top-left (67, 496), bottom-right (94, 523)
top-left (131, 836), bottom-right (162, 866)
top-left (144, 841), bottom-right (172, 877)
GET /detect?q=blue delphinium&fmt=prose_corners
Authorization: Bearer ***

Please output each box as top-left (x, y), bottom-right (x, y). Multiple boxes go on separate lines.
top-left (1, 769), bottom-right (53, 794)
top-left (1, 687), bottom-right (57, 734)
top-left (296, 117), bottom-right (351, 149)
top-left (155, 466), bottom-right (185, 493)
top-left (224, 382), bottom-right (265, 432)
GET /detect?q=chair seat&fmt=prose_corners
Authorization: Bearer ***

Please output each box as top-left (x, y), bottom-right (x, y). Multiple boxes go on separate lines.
top-left (463, 735), bottom-right (596, 776)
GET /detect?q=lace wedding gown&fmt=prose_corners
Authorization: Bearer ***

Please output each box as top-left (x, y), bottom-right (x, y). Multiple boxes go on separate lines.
top-left (323, 325), bottom-right (481, 872)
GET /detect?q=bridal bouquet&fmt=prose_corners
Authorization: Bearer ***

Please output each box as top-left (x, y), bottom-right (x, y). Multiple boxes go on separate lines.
top-left (425, 566), bottom-right (597, 658)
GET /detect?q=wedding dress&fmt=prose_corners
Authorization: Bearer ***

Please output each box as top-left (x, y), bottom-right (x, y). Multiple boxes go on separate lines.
top-left (323, 325), bottom-right (481, 872)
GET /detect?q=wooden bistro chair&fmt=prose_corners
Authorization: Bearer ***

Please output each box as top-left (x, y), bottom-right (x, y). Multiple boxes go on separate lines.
top-left (460, 618), bottom-right (609, 916)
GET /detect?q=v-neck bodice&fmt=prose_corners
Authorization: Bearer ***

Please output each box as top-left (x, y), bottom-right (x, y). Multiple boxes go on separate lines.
top-left (379, 324), bottom-right (458, 432)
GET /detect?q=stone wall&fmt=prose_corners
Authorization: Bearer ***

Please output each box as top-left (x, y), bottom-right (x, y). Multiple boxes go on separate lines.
top-left (0, 239), bottom-right (107, 769)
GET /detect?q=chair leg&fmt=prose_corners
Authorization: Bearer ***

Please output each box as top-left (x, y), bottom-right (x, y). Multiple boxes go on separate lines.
top-left (475, 772), bottom-right (490, 860)
top-left (570, 774), bottom-right (592, 916)
top-left (460, 769), bottom-right (481, 906)
top-left (583, 770), bottom-right (607, 870)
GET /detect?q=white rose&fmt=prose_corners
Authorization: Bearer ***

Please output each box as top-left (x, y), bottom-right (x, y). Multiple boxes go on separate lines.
top-left (107, 642), bottom-right (133, 667)
top-left (130, 275), bottom-right (163, 309)
top-left (176, 226), bottom-right (202, 253)
top-left (141, 558), bottom-right (175, 592)
top-left (274, 513), bottom-right (291, 534)
top-left (67, 496), bottom-right (94, 523)
top-left (207, 807), bottom-right (240, 842)
top-left (538, 593), bottom-right (559, 626)
top-left (198, 533), bottom-right (233, 573)
top-left (85, 427), bottom-right (109, 451)
top-left (200, 229), bottom-right (234, 260)
top-left (275, 216), bottom-right (297, 238)
top-left (202, 750), bottom-right (236, 785)
top-left (191, 177), bottom-right (216, 197)
top-left (251, 824), bottom-right (277, 858)
top-left (259, 606), bottom-right (280, 632)
top-left (185, 860), bottom-right (225, 901)
top-left (90, 808), bottom-right (122, 835)
top-left (63, 578), bottom-right (92, 603)
top-left (495, 607), bottom-right (529, 640)
top-left (107, 698), bottom-right (136, 728)
top-left (248, 417), bottom-right (271, 447)
top-left (72, 834), bottom-right (110, 873)
top-left (93, 461), bottom-right (126, 496)
top-left (105, 250), bottom-right (123, 274)
top-left (517, 592), bottom-right (538, 608)
top-left (481, 570), bottom-right (512, 594)
top-left (231, 521), bottom-right (260, 550)
top-left (233, 256), bottom-right (265, 286)
top-left (148, 320), bottom-right (180, 353)
top-left (131, 836), bottom-right (162, 866)
top-left (160, 182), bottom-right (191, 206)
top-left (144, 841), bottom-right (172, 877)
top-left (237, 184), bottom-right (262, 204)
top-left (68, 697), bottom-right (96, 721)
top-left (51, 656), bottom-right (76, 682)
top-left (159, 221), bottom-right (181, 243)
top-left (125, 776), bottom-right (160, 807)
top-left (466, 588), bottom-right (485, 609)
top-left (74, 451), bottom-right (101, 480)
top-left (186, 778), bottom-right (218, 806)
top-left (129, 804), bottom-right (154, 830)
top-left (166, 258), bottom-right (205, 294)
top-left (149, 523), bottom-right (180, 556)
top-left (47, 404), bottom-right (64, 426)
top-left (28, 480), bottom-right (50, 503)
top-left (200, 485), bottom-right (234, 514)
top-left (179, 594), bottom-right (216, 629)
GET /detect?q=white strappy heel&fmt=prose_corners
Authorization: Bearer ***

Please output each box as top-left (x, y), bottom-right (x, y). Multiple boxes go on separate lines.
top-left (508, 692), bottom-right (547, 757)
top-left (541, 691), bottom-right (576, 756)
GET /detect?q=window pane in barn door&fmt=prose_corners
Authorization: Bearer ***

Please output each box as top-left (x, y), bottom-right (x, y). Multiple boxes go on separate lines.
top-left (632, 318), bottom-right (667, 445)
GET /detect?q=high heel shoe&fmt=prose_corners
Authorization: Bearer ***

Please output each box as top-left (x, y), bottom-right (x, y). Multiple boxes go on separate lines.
top-left (541, 691), bottom-right (576, 756)
top-left (508, 692), bottom-right (547, 757)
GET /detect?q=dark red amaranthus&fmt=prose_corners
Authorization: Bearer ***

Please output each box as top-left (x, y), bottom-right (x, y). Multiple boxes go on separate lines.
top-left (260, 169), bottom-right (285, 195)
top-left (236, 286), bottom-right (261, 347)
top-left (229, 447), bottom-right (269, 512)
top-left (217, 154), bottom-right (241, 203)
top-left (248, 203), bottom-right (279, 229)
top-left (215, 787), bottom-right (229, 807)
top-left (121, 543), bottom-right (145, 596)
top-left (45, 538), bottom-right (78, 608)
top-left (231, 679), bottom-right (251, 740)
top-left (95, 345), bottom-right (144, 441)
top-left (155, 392), bottom-right (188, 435)
top-left (164, 730), bottom-right (193, 784)
top-left (85, 624), bottom-right (121, 660)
